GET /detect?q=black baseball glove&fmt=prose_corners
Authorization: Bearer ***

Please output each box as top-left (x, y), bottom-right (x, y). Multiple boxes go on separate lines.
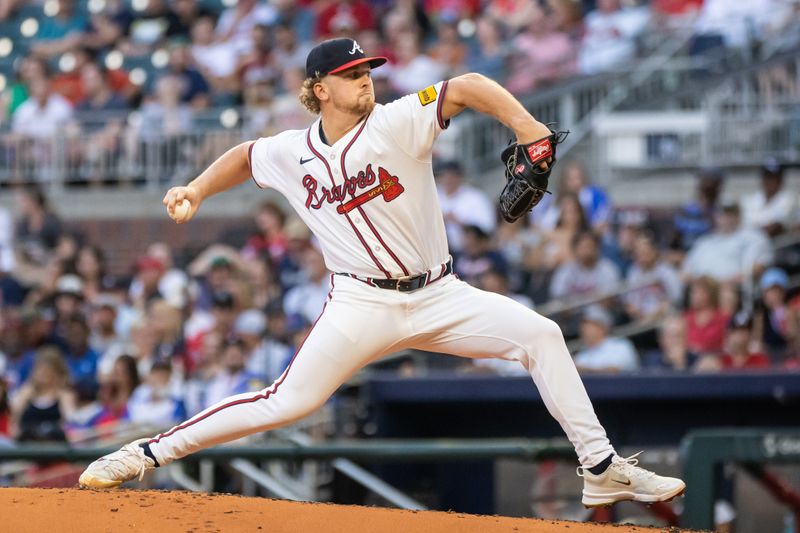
top-left (499, 128), bottom-right (569, 223)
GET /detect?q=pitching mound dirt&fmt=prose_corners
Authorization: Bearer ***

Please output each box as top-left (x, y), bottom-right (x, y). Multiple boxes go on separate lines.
top-left (1, 488), bottom-right (691, 532)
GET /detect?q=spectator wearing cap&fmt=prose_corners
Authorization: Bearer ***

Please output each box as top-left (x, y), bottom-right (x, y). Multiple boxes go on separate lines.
top-left (233, 309), bottom-right (277, 381)
top-left (710, 311), bottom-right (770, 371)
top-left (284, 247), bottom-right (331, 325)
top-left (436, 160), bottom-right (496, 254)
top-left (550, 231), bottom-right (621, 300)
top-left (146, 242), bottom-right (189, 309)
top-left (129, 255), bottom-right (165, 311)
top-left (623, 232), bottom-right (683, 321)
top-left (187, 245), bottom-right (242, 311)
top-left (756, 267), bottom-right (797, 363)
top-left (684, 276), bottom-right (729, 355)
top-left (453, 225), bottom-right (508, 285)
top-left (574, 306), bottom-right (640, 373)
top-left (53, 274), bottom-right (85, 325)
top-left (671, 167), bottom-right (724, 254)
top-left (683, 199), bottom-right (773, 284)
top-left (186, 290), bottom-right (237, 372)
top-left (741, 160), bottom-right (798, 237)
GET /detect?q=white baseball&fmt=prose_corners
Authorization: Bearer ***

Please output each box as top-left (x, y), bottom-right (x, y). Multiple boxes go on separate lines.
top-left (172, 200), bottom-right (191, 221)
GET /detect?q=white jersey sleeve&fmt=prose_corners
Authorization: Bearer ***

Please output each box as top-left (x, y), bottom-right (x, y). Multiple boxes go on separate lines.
top-left (248, 131), bottom-right (297, 190)
top-left (371, 80), bottom-right (450, 161)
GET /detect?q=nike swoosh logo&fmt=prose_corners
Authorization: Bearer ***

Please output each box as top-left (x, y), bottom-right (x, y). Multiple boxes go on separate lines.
top-left (612, 479), bottom-right (632, 486)
top-left (300, 156), bottom-right (316, 165)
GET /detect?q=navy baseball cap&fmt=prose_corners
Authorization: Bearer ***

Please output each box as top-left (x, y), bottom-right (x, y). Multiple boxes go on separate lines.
top-left (305, 38), bottom-right (387, 79)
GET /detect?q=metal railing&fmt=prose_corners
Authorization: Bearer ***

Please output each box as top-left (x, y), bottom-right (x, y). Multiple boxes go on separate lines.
top-left (0, 437), bottom-right (575, 509)
top-left (0, 112), bottom-right (250, 188)
top-left (0, 438), bottom-right (574, 463)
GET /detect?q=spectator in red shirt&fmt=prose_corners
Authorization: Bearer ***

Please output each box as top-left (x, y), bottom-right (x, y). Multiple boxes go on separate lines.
top-left (424, 0), bottom-right (481, 20)
top-left (684, 276), bottom-right (730, 355)
top-left (241, 201), bottom-right (289, 265)
top-left (717, 311), bottom-right (771, 370)
top-left (316, 0), bottom-right (375, 39)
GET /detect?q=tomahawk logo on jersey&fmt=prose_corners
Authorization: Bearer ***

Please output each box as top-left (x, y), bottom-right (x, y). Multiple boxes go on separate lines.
top-left (249, 80), bottom-right (451, 279)
top-left (302, 164), bottom-right (405, 212)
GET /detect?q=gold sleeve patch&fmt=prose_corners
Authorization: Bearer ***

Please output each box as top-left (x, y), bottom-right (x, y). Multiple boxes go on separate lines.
top-left (417, 85), bottom-right (437, 106)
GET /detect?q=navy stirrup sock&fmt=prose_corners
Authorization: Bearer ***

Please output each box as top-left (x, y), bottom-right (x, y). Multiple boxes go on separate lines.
top-left (588, 454), bottom-right (614, 475)
top-left (139, 442), bottom-right (160, 468)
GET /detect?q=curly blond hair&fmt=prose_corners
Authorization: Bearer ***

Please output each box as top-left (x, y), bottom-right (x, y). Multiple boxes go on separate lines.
top-left (299, 75), bottom-right (322, 114)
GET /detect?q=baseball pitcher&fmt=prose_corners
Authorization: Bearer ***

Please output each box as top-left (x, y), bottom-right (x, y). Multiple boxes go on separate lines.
top-left (80, 38), bottom-right (685, 508)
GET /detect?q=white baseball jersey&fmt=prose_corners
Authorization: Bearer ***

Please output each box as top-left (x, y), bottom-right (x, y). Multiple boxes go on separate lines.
top-left (249, 81), bottom-right (452, 278)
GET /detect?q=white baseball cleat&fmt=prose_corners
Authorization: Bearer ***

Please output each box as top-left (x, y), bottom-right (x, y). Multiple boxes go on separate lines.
top-left (79, 438), bottom-right (157, 489)
top-left (577, 452), bottom-right (686, 507)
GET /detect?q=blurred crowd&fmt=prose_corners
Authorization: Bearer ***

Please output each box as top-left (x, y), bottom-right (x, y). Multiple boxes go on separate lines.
top-left (0, 0), bottom-right (797, 167)
top-left (0, 153), bottom-right (798, 445)
top-left (0, 0), bottom-right (798, 445)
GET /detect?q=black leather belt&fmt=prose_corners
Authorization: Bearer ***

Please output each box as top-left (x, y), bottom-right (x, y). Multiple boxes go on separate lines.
top-left (340, 258), bottom-right (453, 292)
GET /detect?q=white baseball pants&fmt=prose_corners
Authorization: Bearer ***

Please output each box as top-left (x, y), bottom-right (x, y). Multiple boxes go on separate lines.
top-left (148, 274), bottom-right (614, 468)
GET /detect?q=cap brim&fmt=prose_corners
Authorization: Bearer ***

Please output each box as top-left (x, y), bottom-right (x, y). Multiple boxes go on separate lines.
top-left (328, 56), bottom-right (387, 75)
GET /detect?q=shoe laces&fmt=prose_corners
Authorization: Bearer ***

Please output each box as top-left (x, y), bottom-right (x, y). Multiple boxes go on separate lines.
top-left (576, 451), bottom-right (656, 479)
top-left (611, 451), bottom-right (655, 480)
top-left (102, 441), bottom-right (151, 481)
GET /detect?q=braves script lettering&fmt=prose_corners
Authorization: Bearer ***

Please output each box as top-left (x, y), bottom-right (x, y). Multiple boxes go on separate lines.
top-left (305, 164), bottom-right (379, 209)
